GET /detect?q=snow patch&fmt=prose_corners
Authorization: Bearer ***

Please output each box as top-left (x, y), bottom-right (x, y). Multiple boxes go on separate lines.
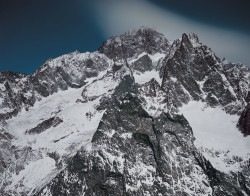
top-left (219, 72), bottom-right (237, 98)
top-left (134, 70), bottom-right (161, 85)
top-left (170, 77), bottom-right (177, 82)
top-left (8, 157), bottom-right (56, 193)
top-left (128, 52), bottom-right (165, 66)
top-left (148, 53), bottom-right (166, 66)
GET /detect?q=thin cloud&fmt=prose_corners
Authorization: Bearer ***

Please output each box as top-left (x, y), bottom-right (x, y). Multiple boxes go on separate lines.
top-left (91, 0), bottom-right (250, 66)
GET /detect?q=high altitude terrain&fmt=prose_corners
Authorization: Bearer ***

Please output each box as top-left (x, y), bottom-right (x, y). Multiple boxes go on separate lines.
top-left (0, 27), bottom-right (250, 195)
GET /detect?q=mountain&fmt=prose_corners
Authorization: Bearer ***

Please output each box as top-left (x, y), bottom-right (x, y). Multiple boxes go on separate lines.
top-left (0, 27), bottom-right (250, 196)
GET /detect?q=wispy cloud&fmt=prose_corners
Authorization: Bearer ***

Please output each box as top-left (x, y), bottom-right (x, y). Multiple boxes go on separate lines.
top-left (91, 0), bottom-right (250, 66)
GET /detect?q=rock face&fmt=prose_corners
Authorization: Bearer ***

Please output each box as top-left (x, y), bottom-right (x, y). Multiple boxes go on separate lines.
top-left (0, 52), bottom-right (111, 120)
top-left (238, 104), bottom-right (250, 136)
top-left (37, 76), bottom-right (247, 196)
top-left (0, 27), bottom-right (250, 195)
top-left (161, 33), bottom-right (248, 113)
top-left (38, 91), bottom-right (211, 195)
top-left (131, 54), bottom-right (153, 73)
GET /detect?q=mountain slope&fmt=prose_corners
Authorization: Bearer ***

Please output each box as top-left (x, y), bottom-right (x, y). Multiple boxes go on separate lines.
top-left (0, 27), bottom-right (250, 196)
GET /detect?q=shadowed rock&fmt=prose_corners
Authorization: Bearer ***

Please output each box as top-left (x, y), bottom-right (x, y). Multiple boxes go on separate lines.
top-left (238, 104), bottom-right (250, 136)
top-left (131, 54), bottom-right (153, 72)
top-left (26, 117), bottom-right (63, 135)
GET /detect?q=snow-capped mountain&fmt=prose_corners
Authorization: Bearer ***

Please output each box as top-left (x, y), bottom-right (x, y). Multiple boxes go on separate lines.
top-left (0, 27), bottom-right (250, 196)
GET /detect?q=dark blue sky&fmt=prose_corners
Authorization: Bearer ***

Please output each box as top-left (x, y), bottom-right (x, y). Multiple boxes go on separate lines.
top-left (1, 0), bottom-right (250, 74)
top-left (150, 0), bottom-right (250, 34)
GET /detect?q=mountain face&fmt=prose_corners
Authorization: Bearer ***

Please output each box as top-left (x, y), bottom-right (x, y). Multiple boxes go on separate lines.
top-left (0, 27), bottom-right (250, 196)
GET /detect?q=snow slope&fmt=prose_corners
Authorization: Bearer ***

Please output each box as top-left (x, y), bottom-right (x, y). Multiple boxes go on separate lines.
top-left (180, 101), bottom-right (250, 173)
top-left (4, 76), bottom-right (107, 194)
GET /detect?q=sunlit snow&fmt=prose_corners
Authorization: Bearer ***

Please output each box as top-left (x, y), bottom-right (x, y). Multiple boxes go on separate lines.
top-left (5, 84), bottom-right (106, 192)
top-left (180, 101), bottom-right (250, 173)
top-left (134, 70), bottom-right (162, 85)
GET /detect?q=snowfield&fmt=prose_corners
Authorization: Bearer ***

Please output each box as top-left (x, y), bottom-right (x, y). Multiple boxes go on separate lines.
top-left (5, 83), bottom-right (106, 193)
top-left (180, 101), bottom-right (250, 173)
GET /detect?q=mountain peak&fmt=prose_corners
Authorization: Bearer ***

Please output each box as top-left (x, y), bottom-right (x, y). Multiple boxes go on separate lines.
top-left (180, 32), bottom-right (200, 49)
top-left (1, 27), bottom-right (250, 196)
top-left (188, 32), bottom-right (199, 43)
top-left (99, 27), bottom-right (169, 60)
top-left (181, 33), bottom-right (189, 41)
top-left (125, 26), bottom-right (162, 36)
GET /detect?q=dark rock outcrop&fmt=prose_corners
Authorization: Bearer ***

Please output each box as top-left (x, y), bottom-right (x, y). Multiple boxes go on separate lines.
top-left (131, 54), bottom-right (153, 72)
top-left (238, 104), bottom-right (250, 136)
top-left (26, 117), bottom-right (63, 135)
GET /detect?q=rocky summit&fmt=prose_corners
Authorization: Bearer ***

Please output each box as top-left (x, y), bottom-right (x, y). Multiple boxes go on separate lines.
top-left (0, 27), bottom-right (250, 196)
